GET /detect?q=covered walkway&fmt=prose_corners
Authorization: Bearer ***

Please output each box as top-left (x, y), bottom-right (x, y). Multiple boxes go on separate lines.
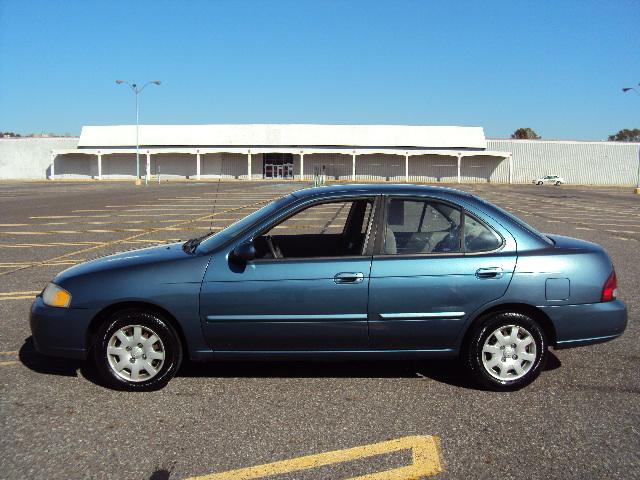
top-left (49, 124), bottom-right (513, 183)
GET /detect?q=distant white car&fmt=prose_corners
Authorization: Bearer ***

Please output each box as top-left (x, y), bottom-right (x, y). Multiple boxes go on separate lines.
top-left (533, 175), bottom-right (565, 186)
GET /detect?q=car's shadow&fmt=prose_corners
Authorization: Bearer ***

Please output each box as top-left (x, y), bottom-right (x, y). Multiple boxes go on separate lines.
top-left (19, 336), bottom-right (561, 391)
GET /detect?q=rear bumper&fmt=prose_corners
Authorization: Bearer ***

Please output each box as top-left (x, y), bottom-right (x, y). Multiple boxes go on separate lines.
top-left (540, 299), bottom-right (627, 349)
top-left (29, 297), bottom-right (96, 360)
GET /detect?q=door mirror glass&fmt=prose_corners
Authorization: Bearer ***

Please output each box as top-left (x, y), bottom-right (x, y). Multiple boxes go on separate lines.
top-left (232, 240), bottom-right (256, 262)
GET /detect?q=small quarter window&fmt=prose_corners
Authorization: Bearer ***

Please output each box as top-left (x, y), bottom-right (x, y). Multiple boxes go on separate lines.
top-left (464, 214), bottom-right (501, 252)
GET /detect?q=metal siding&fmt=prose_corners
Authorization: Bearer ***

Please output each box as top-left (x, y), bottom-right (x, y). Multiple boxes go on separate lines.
top-left (251, 153), bottom-right (263, 179)
top-left (460, 155), bottom-right (508, 183)
top-left (408, 155), bottom-right (457, 183)
top-left (55, 153), bottom-right (95, 179)
top-left (102, 154), bottom-right (137, 179)
top-left (221, 153), bottom-right (247, 179)
top-left (357, 154), bottom-right (405, 181)
top-left (488, 140), bottom-right (639, 185)
top-left (153, 153), bottom-right (197, 178)
top-left (304, 153), bottom-right (352, 180)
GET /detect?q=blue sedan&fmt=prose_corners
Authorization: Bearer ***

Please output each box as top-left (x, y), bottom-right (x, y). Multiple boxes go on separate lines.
top-left (30, 184), bottom-right (627, 391)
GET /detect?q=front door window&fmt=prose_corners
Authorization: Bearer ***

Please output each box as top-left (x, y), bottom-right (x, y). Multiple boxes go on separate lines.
top-left (253, 199), bottom-right (374, 259)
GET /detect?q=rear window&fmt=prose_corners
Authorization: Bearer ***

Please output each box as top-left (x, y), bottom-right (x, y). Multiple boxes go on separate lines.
top-left (488, 203), bottom-right (553, 245)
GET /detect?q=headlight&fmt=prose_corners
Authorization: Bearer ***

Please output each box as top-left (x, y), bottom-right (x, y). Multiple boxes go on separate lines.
top-left (42, 283), bottom-right (71, 308)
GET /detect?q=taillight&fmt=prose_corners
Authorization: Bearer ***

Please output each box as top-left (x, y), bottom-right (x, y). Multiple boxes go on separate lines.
top-left (601, 270), bottom-right (618, 302)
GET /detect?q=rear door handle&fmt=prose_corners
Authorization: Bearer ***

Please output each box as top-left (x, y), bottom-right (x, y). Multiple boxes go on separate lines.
top-left (334, 272), bottom-right (364, 284)
top-left (475, 267), bottom-right (503, 279)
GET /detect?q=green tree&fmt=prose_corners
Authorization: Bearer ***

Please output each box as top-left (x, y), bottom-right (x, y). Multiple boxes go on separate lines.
top-left (511, 128), bottom-right (541, 139)
top-left (608, 128), bottom-right (640, 142)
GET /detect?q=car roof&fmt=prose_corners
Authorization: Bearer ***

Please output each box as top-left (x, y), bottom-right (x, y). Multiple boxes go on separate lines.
top-left (290, 183), bottom-right (475, 201)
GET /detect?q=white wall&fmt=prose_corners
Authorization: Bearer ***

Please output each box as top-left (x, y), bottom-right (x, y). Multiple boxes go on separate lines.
top-left (0, 138), bottom-right (79, 179)
top-left (2, 137), bottom-right (639, 186)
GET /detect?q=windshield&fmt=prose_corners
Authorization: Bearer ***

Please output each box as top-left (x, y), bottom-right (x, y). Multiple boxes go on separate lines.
top-left (196, 194), bottom-right (294, 252)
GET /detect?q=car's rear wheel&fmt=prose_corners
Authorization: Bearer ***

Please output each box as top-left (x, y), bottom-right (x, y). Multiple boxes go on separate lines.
top-left (93, 309), bottom-right (182, 391)
top-left (554, 181), bottom-right (561, 186)
top-left (536, 181), bottom-right (543, 185)
top-left (464, 312), bottom-right (547, 391)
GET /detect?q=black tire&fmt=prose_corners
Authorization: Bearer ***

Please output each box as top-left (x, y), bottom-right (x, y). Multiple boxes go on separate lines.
top-left (554, 181), bottom-right (561, 186)
top-left (464, 312), bottom-right (547, 391)
top-left (93, 309), bottom-right (183, 391)
top-left (536, 181), bottom-right (543, 185)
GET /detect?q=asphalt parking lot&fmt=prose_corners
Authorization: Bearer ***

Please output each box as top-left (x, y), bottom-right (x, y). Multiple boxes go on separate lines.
top-left (0, 180), bottom-right (638, 479)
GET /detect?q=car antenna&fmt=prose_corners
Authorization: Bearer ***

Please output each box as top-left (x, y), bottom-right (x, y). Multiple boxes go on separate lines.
top-left (208, 156), bottom-right (223, 233)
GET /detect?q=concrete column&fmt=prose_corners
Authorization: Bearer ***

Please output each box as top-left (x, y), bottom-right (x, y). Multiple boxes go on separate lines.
top-left (50, 152), bottom-right (55, 180)
top-left (196, 151), bottom-right (201, 180)
top-left (146, 151), bottom-right (151, 180)
top-left (405, 153), bottom-right (409, 183)
top-left (247, 151), bottom-right (252, 180)
top-left (457, 153), bottom-right (462, 183)
top-left (299, 152), bottom-right (305, 181)
top-left (352, 152), bottom-right (357, 181)
top-left (97, 152), bottom-right (102, 180)
top-left (508, 154), bottom-right (513, 184)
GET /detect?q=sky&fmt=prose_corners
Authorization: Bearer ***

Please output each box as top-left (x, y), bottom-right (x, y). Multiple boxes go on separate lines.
top-left (0, 0), bottom-right (638, 140)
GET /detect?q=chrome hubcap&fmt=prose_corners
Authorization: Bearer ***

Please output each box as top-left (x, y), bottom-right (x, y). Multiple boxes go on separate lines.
top-left (481, 325), bottom-right (537, 381)
top-left (106, 325), bottom-right (165, 382)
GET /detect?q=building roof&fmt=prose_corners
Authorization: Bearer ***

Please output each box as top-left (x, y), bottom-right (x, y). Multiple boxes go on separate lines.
top-left (78, 124), bottom-right (487, 149)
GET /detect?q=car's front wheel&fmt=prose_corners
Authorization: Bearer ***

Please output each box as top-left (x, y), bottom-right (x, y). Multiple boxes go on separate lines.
top-left (554, 181), bottom-right (561, 186)
top-left (464, 312), bottom-right (547, 391)
top-left (93, 309), bottom-right (183, 391)
top-left (536, 181), bottom-right (543, 185)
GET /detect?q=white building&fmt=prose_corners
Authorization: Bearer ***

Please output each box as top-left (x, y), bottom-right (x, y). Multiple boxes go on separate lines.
top-left (49, 124), bottom-right (514, 183)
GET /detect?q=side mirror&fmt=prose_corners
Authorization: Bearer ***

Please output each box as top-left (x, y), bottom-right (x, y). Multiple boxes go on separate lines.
top-left (232, 240), bottom-right (256, 262)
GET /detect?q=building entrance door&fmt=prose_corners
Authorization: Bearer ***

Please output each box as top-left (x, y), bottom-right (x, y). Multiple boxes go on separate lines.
top-left (264, 153), bottom-right (294, 179)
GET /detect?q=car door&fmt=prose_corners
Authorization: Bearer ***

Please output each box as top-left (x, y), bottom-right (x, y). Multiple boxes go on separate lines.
top-left (200, 196), bottom-right (377, 351)
top-left (368, 195), bottom-right (517, 351)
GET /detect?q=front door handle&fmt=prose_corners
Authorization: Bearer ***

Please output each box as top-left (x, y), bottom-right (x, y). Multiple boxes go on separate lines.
top-left (475, 267), bottom-right (503, 279)
top-left (334, 272), bottom-right (364, 284)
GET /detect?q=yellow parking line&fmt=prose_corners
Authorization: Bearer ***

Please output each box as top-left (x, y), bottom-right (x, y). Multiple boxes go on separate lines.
top-left (30, 215), bottom-right (111, 219)
top-left (185, 436), bottom-right (443, 480)
top-left (0, 351), bottom-right (18, 355)
top-left (0, 242), bottom-right (106, 248)
top-left (0, 197), bottom-right (280, 276)
top-left (0, 224), bottom-right (29, 227)
top-left (0, 261), bottom-right (79, 267)
top-left (0, 296), bottom-right (36, 301)
top-left (0, 361), bottom-right (19, 366)
top-left (0, 291), bottom-right (40, 296)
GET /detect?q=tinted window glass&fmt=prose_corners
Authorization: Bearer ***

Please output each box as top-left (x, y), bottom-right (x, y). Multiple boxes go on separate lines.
top-left (269, 201), bottom-right (351, 236)
top-left (464, 215), bottom-right (501, 252)
top-left (384, 199), bottom-right (461, 254)
top-left (254, 199), bottom-right (373, 259)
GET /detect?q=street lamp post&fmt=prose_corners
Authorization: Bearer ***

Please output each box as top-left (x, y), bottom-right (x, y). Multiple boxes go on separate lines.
top-left (116, 80), bottom-right (161, 185)
top-left (622, 83), bottom-right (640, 194)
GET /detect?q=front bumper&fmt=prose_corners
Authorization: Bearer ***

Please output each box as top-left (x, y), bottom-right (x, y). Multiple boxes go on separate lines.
top-left (540, 299), bottom-right (627, 348)
top-left (29, 296), bottom-right (97, 360)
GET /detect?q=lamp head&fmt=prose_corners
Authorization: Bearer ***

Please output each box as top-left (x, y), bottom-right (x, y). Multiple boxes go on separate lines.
top-left (115, 80), bottom-right (124, 84)
top-left (152, 80), bottom-right (161, 85)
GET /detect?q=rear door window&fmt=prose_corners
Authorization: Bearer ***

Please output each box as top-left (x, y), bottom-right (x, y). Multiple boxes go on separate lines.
top-left (384, 198), bottom-right (462, 254)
